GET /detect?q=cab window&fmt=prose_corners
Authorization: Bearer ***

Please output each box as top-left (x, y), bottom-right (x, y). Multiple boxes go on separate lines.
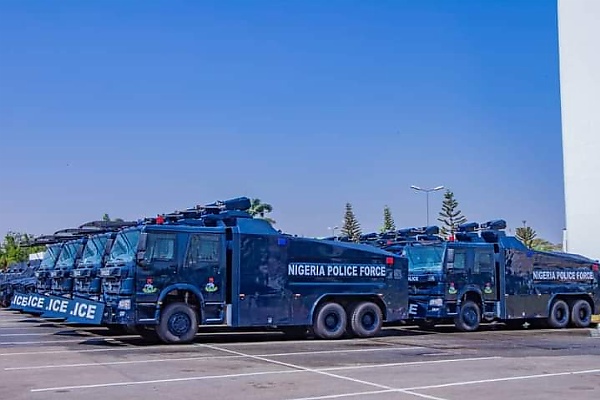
top-left (144, 233), bottom-right (176, 262)
top-left (184, 234), bottom-right (220, 269)
top-left (474, 250), bottom-right (494, 273)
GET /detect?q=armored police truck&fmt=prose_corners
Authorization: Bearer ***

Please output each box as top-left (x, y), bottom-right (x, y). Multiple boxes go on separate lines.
top-left (72, 220), bottom-right (138, 301)
top-left (386, 220), bottom-right (599, 331)
top-left (77, 197), bottom-right (408, 343)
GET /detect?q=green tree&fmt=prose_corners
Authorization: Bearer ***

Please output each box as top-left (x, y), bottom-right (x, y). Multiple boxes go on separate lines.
top-left (437, 189), bottom-right (467, 238)
top-left (102, 213), bottom-right (124, 222)
top-left (380, 205), bottom-right (396, 233)
top-left (0, 232), bottom-right (43, 270)
top-left (341, 203), bottom-right (362, 242)
top-left (515, 221), bottom-right (537, 248)
top-left (530, 238), bottom-right (562, 252)
top-left (248, 198), bottom-right (275, 224)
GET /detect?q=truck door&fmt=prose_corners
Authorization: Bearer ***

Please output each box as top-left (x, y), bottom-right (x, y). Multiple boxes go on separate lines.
top-left (181, 232), bottom-right (226, 322)
top-left (136, 232), bottom-right (179, 302)
top-left (474, 248), bottom-right (497, 301)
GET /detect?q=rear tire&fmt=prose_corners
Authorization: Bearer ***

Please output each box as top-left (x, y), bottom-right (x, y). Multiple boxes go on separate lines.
top-left (313, 302), bottom-right (347, 339)
top-left (348, 301), bottom-right (383, 338)
top-left (547, 299), bottom-right (570, 328)
top-left (156, 302), bottom-right (198, 344)
top-left (570, 299), bottom-right (592, 328)
top-left (454, 300), bottom-right (481, 332)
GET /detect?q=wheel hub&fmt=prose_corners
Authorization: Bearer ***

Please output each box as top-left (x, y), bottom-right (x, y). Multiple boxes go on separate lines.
top-left (168, 312), bottom-right (191, 336)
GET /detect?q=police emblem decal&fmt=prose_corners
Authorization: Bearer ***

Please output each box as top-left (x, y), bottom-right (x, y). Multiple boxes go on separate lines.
top-left (142, 278), bottom-right (157, 293)
top-left (205, 277), bottom-right (218, 292)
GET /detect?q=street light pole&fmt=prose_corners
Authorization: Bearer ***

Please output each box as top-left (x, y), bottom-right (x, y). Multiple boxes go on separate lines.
top-left (410, 185), bottom-right (445, 225)
top-left (328, 226), bottom-right (339, 240)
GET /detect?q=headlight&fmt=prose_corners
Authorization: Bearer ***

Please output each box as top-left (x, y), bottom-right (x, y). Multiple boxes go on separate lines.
top-left (429, 298), bottom-right (443, 307)
top-left (118, 299), bottom-right (131, 310)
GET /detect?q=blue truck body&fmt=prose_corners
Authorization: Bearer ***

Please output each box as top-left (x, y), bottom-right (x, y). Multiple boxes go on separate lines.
top-left (349, 220), bottom-right (600, 330)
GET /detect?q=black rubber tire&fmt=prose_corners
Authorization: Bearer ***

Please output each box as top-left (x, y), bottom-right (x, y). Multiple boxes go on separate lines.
top-left (348, 301), bottom-right (383, 338)
top-left (313, 302), bottom-right (347, 339)
top-left (454, 300), bottom-right (481, 332)
top-left (547, 299), bottom-right (570, 328)
top-left (156, 302), bottom-right (199, 344)
top-left (570, 299), bottom-right (592, 328)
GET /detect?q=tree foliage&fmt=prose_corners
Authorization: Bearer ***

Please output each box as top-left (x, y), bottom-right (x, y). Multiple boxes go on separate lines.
top-left (380, 205), bottom-right (396, 233)
top-left (248, 198), bottom-right (275, 224)
top-left (437, 189), bottom-right (467, 238)
top-left (515, 222), bottom-right (537, 248)
top-left (341, 203), bottom-right (361, 242)
top-left (102, 213), bottom-right (124, 222)
top-left (515, 221), bottom-right (561, 251)
top-left (0, 232), bottom-right (43, 270)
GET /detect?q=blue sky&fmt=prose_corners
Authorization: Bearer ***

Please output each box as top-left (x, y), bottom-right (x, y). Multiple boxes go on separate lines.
top-left (0, 1), bottom-right (565, 243)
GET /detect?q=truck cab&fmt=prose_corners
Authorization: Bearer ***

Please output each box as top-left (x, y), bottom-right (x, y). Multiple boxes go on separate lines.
top-left (72, 220), bottom-right (137, 301)
top-left (49, 237), bottom-right (87, 297)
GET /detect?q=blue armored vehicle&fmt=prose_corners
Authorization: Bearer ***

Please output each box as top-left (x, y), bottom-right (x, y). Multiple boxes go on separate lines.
top-left (0, 262), bottom-right (28, 307)
top-left (72, 220), bottom-right (138, 301)
top-left (355, 220), bottom-right (600, 331)
top-left (40, 197), bottom-right (409, 343)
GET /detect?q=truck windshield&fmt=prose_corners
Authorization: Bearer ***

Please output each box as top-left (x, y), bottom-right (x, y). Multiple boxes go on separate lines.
top-left (405, 245), bottom-right (444, 273)
top-left (56, 243), bottom-right (82, 268)
top-left (40, 245), bottom-right (62, 269)
top-left (81, 236), bottom-right (109, 264)
top-left (108, 229), bottom-right (140, 262)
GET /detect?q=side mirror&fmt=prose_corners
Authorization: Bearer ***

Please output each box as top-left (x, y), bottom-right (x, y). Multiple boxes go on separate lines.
top-left (137, 232), bottom-right (148, 252)
top-left (446, 248), bottom-right (455, 263)
top-left (446, 248), bottom-right (455, 272)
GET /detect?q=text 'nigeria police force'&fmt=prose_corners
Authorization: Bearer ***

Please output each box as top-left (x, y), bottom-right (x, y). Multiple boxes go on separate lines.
top-left (287, 263), bottom-right (387, 277)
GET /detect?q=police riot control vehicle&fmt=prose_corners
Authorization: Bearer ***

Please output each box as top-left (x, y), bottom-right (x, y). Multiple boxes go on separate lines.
top-left (0, 258), bottom-right (42, 307)
top-left (93, 196), bottom-right (408, 344)
top-left (9, 233), bottom-right (77, 312)
top-left (71, 220), bottom-right (137, 301)
top-left (396, 219), bottom-right (599, 331)
top-left (1, 262), bottom-right (28, 307)
top-left (34, 230), bottom-right (85, 295)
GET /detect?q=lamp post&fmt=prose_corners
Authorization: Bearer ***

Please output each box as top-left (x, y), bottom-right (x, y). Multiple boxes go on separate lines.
top-left (328, 226), bottom-right (339, 240)
top-left (410, 185), bottom-right (444, 226)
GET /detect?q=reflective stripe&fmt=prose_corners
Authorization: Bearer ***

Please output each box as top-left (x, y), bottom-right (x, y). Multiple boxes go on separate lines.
top-left (591, 314), bottom-right (600, 323)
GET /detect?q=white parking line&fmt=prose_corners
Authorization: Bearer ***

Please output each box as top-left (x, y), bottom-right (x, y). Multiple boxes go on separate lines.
top-left (0, 332), bottom-right (71, 337)
top-left (29, 356), bottom-right (494, 393)
top-left (30, 369), bottom-right (305, 392)
top-left (200, 343), bottom-right (448, 400)
top-left (283, 367), bottom-right (600, 400)
top-left (0, 338), bottom-right (100, 345)
top-left (6, 346), bottom-right (422, 370)
top-left (403, 368), bottom-right (600, 390)
top-left (0, 343), bottom-right (200, 356)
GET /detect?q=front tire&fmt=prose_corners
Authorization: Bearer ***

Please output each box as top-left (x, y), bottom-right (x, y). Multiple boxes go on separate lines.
top-left (570, 299), bottom-right (592, 328)
top-left (313, 302), bottom-right (347, 339)
top-left (156, 302), bottom-right (198, 344)
top-left (547, 299), bottom-right (570, 328)
top-left (454, 300), bottom-right (481, 332)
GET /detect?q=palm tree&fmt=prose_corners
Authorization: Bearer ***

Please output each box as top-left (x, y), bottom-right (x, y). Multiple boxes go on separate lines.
top-left (249, 198), bottom-right (275, 224)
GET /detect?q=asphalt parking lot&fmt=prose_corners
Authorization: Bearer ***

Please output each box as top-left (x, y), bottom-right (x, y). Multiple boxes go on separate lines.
top-left (1, 309), bottom-right (599, 400)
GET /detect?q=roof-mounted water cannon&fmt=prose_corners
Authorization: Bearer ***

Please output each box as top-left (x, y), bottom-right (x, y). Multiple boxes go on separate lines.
top-left (479, 219), bottom-right (507, 243)
top-left (142, 197), bottom-right (255, 227)
top-left (78, 220), bottom-right (139, 231)
top-left (455, 222), bottom-right (481, 242)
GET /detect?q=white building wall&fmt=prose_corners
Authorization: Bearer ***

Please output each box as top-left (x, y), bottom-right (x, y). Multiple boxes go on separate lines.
top-left (558, 0), bottom-right (600, 260)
